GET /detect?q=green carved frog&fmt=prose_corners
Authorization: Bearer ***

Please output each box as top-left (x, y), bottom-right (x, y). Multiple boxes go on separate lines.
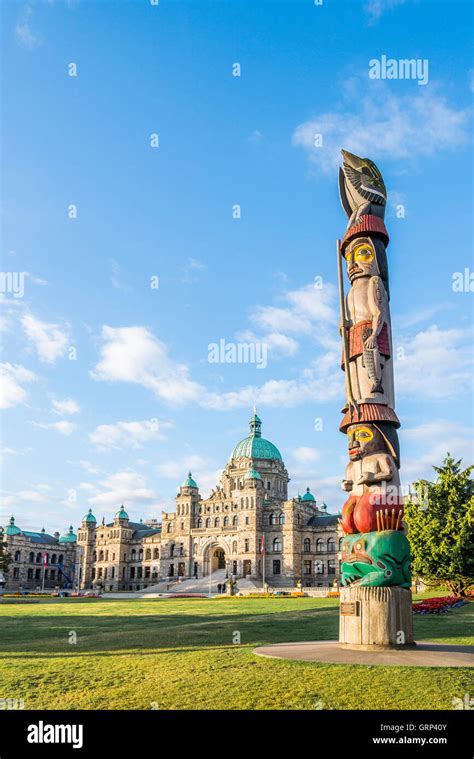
top-left (340, 530), bottom-right (411, 588)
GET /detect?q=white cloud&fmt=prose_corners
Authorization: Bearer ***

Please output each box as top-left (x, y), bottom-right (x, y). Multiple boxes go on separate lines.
top-left (15, 22), bottom-right (42, 49)
top-left (89, 419), bottom-right (172, 450)
top-left (182, 258), bottom-right (204, 284)
top-left (293, 89), bottom-right (471, 174)
top-left (395, 325), bottom-right (473, 400)
top-left (236, 330), bottom-right (299, 358)
top-left (365, 0), bottom-right (407, 24)
top-left (401, 421), bottom-right (474, 480)
top-left (0, 363), bottom-right (36, 409)
top-left (91, 325), bottom-right (204, 405)
top-left (21, 314), bottom-right (69, 363)
top-left (251, 283), bottom-right (337, 335)
top-left (78, 460), bottom-right (103, 475)
top-left (203, 370), bottom-right (342, 411)
top-left (292, 446), bottom-right (320, 464)
top-left (88, 470), bottom-right (158, 510)
top-left (32, 420), bottom-right (76, 436)
top-left (156, 455), bottom-right (222, 498)
top-left (52, 398), bottom-right (80, 416)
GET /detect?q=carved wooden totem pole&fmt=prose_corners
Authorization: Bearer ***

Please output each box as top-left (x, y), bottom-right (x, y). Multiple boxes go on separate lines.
top-left (337, 149), bottom-right (414, 648)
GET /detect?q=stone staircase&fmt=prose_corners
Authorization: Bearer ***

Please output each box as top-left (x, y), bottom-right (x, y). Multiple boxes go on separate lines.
top-left (105, 570), bottom-right (262, 598)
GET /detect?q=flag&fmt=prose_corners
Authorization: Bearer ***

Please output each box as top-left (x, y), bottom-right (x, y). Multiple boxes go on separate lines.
top-left (260, 534), bottom-right (265, 556)
top-left (43, 554), bottom-right (48, 566)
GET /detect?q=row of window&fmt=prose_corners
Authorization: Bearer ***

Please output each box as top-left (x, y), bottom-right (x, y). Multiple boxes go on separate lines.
top-left (270, 559), bottom-right (337, 576)
top-left (10, 567), bottom-right (62, 580)
top-left (195, 515), bottom-right (239, 529)
top-left (13, 551), bottom-right (65, 564)
top-left (92, 566), bottom-right (159, 581)
top-left (304, 538), bottom-right (339, 553)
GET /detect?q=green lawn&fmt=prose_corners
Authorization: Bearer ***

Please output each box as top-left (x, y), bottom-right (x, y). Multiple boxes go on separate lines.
top-left (0, 595), bottom-right (472, 710)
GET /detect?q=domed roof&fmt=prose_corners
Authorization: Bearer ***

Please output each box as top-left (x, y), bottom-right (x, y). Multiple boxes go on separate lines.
top-left (246, 467), bottom-right (262, 480)
top-left (115, 506), bottom-right (129, 520)
top-left (229, 410), bottom-right (282, 462)
top-left (301, 487), bottom-right (315, 502)
top-left (59, 525), bottom-right (77, 543)
top-left (182, 472), bottom-right (198, 488)
top-left (5, 516), bottom-right (21, 536)
top-left (83, 508), bottom-right (97, 524)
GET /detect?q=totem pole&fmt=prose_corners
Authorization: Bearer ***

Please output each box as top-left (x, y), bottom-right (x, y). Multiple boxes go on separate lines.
top-left (337, 149), bottom-right (414, 648)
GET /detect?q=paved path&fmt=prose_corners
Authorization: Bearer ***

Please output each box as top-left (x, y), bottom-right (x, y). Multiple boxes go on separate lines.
top-left (254, 640), bottom-right (474, 667)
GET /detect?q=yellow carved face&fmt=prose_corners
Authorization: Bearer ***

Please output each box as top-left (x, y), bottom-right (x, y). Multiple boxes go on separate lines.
top-left (345, 238), bottom-right (377, 281)
top-left (347, 425), bottom-right (375, 459)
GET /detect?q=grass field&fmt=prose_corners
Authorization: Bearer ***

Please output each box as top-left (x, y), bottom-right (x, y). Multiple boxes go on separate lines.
top-left (0, 594), bottom-right (472, 710)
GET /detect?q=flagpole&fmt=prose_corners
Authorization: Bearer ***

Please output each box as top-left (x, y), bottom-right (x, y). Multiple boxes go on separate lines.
top-left (41, 553), bottom-right (46, 592)
top-left (262, 534), bottom-right (265, 594)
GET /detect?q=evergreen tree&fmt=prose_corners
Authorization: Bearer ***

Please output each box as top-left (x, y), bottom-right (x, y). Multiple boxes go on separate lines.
top-left (0, 529), bottom-right (11, 577)
top-left (405, 454), bottom-right (474, 596)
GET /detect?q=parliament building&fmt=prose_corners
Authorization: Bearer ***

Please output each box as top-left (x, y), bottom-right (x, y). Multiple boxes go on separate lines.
top-left (77, 411), bottom-right (341, 591)
top-left (2, 412), bottom-right (341, 592)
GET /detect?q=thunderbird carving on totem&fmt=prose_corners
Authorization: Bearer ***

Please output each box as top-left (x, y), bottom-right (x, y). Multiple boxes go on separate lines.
top-left (337, 149), bottom-right (411, 588)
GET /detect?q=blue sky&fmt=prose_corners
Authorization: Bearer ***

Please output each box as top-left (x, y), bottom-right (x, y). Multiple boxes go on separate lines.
top-left (1, 0), bottom-right (473, 533)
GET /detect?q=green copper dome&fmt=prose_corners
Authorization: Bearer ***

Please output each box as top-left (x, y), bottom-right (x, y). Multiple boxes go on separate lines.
top-left (5, 516), bottom-right (21, 536)
top-left (182, 472), bottom-right (198, 488)
top-left (301, 487), bottom-right (315, 502)
top-left (115, 506), bottom-right (129, 520)
top-left (83, 508), bottom-right (97, 524)
top-left (246, 467), bottom-right (262, 480)
top-left (59, 525), bottom-right (77, 543)
top-left (229, 410), bottom-right (282, 462)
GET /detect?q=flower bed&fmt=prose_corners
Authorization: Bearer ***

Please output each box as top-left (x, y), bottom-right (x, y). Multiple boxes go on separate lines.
top-left (412, 596), bottom-right (470, 614)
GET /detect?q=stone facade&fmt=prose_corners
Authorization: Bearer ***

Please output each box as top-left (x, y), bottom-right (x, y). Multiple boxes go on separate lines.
top-left (1, 519), bottom-right (78, 591)
top-left (77, 412), bottom-right (342, 592)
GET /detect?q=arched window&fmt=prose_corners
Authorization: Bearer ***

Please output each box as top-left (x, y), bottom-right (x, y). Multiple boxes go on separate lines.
top-left (245, 497), bottom-right (249, 508)
top-left (279, 513), bottom-right (285, 525)
top-left (339, 536), bottom-right (343, 550)
top-left (197, 518), bottom-right (203, 528)
top-left (316, 539), bottom-right (324, 553)
top-left (328, 538), bottom-right (336, 553)
top-left (131, 549), bottom-right (136, 560)
top-left (205, 518), bottom-right (211, 528)
top-left (153, 548), bottom-right (159, 559)
top-left (181, 522), bottom-right (185, 530)
top-left (36, 552), bottom-right (42, 563)
top-left (14, 550), bottom-right (21, 562)
top-left (99, 550), bottom-right (104, 562)
top-left (58, 554), bottom-right (64, 564)
top-left (269, 513), bottom-right (277, 525)
top-left (93, 551), bottom-right (97, 562)
top-left (232, 541), bottom-right (237, 554)
top-left (167, 523), bottom-right (173, 533)
top-left (179, 544), bottom-right (184, 556)
top-left (273, 537), bottom-right (282, 553)
top-left (170, 544), bottom-right (175, 557)
top-left (145, 549), bottom-right (151, 560)
top-left (232, 516), bottom-right (238, 526)
top-left (29, 552), bottom-right (34, 563)
top-left (215, 517), bottom-right (220, 528)
top-left (303, 538), bottom-right (311, 553)
top-left (51, 553), bottom-right (57, 564)
top-left (224, 516), bottom-right (230, 527)
top-left (138, 549), bottom-right (143, 560)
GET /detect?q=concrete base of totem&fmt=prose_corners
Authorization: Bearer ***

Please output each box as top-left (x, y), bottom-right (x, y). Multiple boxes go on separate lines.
top-left (339, 585), bottom-right (415, 649)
